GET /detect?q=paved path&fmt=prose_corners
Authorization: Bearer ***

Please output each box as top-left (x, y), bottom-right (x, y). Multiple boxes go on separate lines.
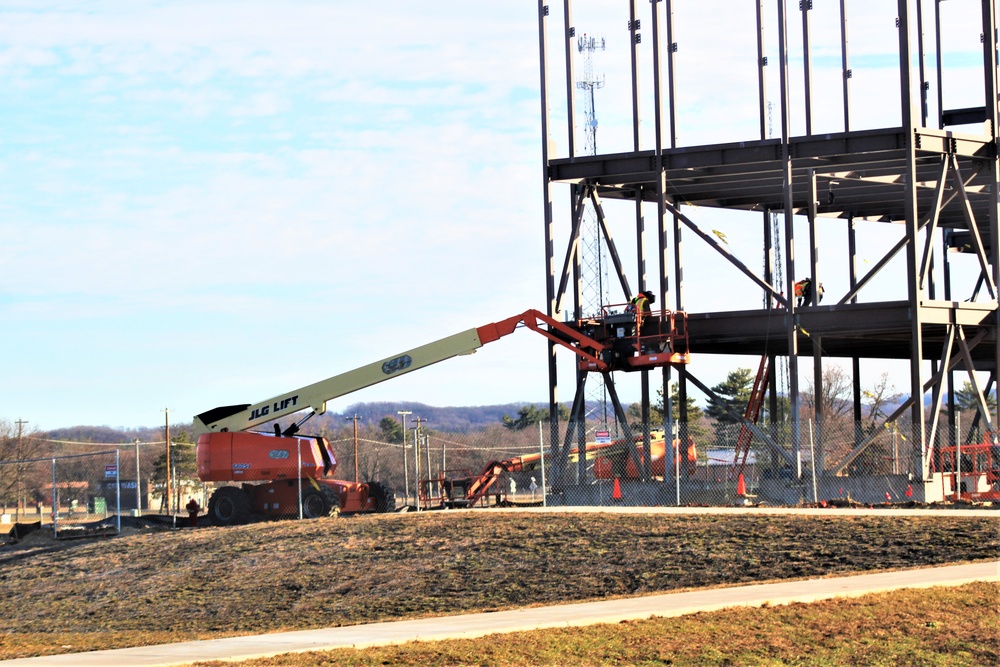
top-left (3, 560), bottom-right (997, 667)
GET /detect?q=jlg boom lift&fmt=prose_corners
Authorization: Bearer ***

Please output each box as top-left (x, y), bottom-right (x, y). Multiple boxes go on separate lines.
top-left (192, 306), bottom-right (688, 526)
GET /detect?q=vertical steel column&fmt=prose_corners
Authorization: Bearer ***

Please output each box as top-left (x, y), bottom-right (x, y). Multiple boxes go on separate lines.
top-left (800, 0), bottom-right (814, 135)
top-left (916, 0), bottom-right (929, 127)
top-left (628, 0), bottom-right (642, 152)
top-left (756, 1), bottom-right (769, 141)
top-left (666, 1), bottom-right (685, 464)
top-left (839, 0), bottom-right (852, 131)
top-left (849, 214), bottom-right (862, 426)
top-left (562, 0), bottom-right (589, 486)
top-left (934, 0), bottom-right (944, 128)
top-left (983, 0), bottom-right (1000, 431)
top-left (898, 0), bottom-right (928, 476)
top-left (808, 169), bottom-right (823, 474)
top-left (537, 0), bottom-right (562, 492)
top-left (778, 0), bottom-right (802, 469)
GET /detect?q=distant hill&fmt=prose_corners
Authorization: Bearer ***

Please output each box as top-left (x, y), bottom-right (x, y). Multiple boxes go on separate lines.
top-left (40, 402), bottom-right (559, 443)
top-left (321, 401), bottom-right (548, 432)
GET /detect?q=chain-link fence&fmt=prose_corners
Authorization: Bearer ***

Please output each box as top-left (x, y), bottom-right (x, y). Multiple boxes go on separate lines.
top-left (309, 419), bottom-right (998, 511)
top-left (0, 451), bottom-right (123, 540)
top-left (8, 419), bottom-right (988, 537)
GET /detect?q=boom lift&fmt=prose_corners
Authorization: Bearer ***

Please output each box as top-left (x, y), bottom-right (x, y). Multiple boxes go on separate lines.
top-left (193, 307), bottom-right (688, 525)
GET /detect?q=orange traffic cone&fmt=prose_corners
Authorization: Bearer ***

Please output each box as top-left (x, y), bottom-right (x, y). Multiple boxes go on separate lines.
top-left (736, 473), bottom-right (747, 496)
top-left (612, 477), bottom-right (622, 501)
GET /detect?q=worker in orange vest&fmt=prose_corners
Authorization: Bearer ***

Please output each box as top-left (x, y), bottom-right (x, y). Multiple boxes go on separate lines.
top-left (795, 278), bottom-right (824, 307)
top-left (632, 290), bottom-right (655, 352)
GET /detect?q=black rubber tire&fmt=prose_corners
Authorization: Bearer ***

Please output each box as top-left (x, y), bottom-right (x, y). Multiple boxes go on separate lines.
top-left (366, 480), bottom-right (396, 513)
top-left (301, 487), bottom-right (332, 519)
top-left (208, 486), bottom-right (252, 526)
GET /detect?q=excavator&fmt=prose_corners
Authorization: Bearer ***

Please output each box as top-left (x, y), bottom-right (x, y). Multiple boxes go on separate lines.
top-left (192, 306), bottom-right (689, 526)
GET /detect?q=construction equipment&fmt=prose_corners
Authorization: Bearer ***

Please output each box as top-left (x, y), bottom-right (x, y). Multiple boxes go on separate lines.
top-left (193, 307), bottom-right (688, 525)
top-left (420, 429), bottom-right (697, 510)
top-left (937, 432), bottom-right (1000, 502)
top-left (729, 355), bottom-right (771, 483)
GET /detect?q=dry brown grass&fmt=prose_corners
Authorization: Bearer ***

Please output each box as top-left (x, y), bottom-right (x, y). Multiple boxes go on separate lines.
top-left (189, 583), bottom-right (999, 667)
top-left (0, 510), bottom-right (996, 660)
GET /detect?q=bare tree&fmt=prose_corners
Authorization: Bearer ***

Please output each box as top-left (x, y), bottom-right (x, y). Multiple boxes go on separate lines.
top-left (862, 372), bottom-right (901, 432)
top-left (802, 365), bottom-right (853, 420)
top-left (0, 419), bottom-right (48, 513)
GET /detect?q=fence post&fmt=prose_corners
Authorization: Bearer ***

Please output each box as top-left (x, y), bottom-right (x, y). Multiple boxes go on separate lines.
top-left (674, 422), bottom-right (681, 506)
top-left (808, 420), bottom-right (818, 503)
top-left (538, 421), bottom-right (547, 507)
top-left (115, 449), bottom-right (121, 534)
top-left (51, 457), bottom-right (57, 539)
top-left (297, 439), bottom-right (303, 520)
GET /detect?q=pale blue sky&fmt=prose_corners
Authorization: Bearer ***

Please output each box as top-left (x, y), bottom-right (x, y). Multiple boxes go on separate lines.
top-left (0, 1), bottom-right (993, 430)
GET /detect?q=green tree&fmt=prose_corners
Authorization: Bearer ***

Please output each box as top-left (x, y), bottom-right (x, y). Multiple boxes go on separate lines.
top-left (378, 417), bottom-right (404, 444)
top-left (152, 431), bottom-right (197, 486)
top-left (501, 404), bottom-right (571, 430)
top-left (954, 380), bottom-right (997, 413)
top-left (705, 368), bottom-right (755, 424)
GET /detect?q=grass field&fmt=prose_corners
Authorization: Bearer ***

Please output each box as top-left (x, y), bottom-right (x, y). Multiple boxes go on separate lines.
top-left (0, 509), bottom-right (996, 662)
top-left (189, 583), bottom-right (1000, 667)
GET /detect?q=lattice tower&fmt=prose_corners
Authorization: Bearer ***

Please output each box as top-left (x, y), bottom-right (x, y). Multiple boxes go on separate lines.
top-left (576, 33), bottom-right (613, 431)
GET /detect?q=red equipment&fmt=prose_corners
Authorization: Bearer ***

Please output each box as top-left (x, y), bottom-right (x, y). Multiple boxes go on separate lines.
top-left (420, 430), bottom-right (697, 510)
top-left (194, 307), bottom-right (689, 525)
top-left (936, 432), bottom-right (1000, 502)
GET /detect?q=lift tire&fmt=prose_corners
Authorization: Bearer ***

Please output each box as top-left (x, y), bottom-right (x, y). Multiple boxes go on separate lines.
top-left (367, 480), bottom-right (396, 513)
top-left (301, 487), bottom-right (333, 519)
top-left (208, 486), bottom-right (252, 526)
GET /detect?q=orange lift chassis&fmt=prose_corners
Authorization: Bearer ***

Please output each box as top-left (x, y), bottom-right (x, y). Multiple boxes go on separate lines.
top-left (192, 307), bottom-right (689, 525)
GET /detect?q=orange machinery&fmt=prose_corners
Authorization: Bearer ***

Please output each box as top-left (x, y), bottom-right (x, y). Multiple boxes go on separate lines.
top-left (194, 307), bottom-right (689, 525)
top-left (936, 432), bottom-right (1000, 502)
top-left (421, 430), bottom-right (697, 509)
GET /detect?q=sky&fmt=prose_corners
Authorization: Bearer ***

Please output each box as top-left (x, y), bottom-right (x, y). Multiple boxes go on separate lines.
top-left (0, 1), bottom-right (994, 431)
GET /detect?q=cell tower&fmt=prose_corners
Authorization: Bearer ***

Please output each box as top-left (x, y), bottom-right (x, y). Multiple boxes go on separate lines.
top-left (576, 34), bottom-right (613, 433)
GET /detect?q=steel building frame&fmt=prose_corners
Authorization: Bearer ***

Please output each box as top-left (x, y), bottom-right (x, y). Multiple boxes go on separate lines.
top-left (537, 0), bottom-right (998, 491)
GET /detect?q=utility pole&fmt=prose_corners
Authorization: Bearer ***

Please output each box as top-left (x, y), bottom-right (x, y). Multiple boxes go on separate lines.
top-left (347, 415), bottom-right (361, 483)
top-left (415, 417), bottom-right (430, 479)
top-left (411, 421), bottom-right (420, 511)
top-left (397, 410), bottom-right (411, 507)
top-left (163, 408), bottom-right (171, 514)
top-left (15, 419), bottom-right (27, 520)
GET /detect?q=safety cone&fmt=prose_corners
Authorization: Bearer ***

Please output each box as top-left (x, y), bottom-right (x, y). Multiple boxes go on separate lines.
top-left (736, 473), bottom-right (747, 496)
top-left (905, 485), bottom-right (913, 498)
top-left (612, 477), bottom-right (622, 501)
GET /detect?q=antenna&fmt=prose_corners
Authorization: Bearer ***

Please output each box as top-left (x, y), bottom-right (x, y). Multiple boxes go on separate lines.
top-left (575, 33), bottom-right (613, 433)
top-left (576, 34), bottom-right (606, 155)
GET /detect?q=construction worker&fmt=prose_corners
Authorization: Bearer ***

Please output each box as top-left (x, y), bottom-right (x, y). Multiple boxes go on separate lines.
top-left (794, 278), bottom-right (824, 307)
top-left (632, 290), bottom-right (655, 352)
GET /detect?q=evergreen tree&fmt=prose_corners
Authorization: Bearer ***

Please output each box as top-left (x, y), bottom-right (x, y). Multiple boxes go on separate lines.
top-left (704, 368), bottom-right (755, 424)
top-left (500, 404), bottom-right (571, 430)
top-left (378, 417), bottom-right (404, 444)
top-left (954, 380), bottom-right (997, 412)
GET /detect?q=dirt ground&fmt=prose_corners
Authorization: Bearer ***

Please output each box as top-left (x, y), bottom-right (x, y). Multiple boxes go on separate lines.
top-left (0, 509), bottom-right (996, 659)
